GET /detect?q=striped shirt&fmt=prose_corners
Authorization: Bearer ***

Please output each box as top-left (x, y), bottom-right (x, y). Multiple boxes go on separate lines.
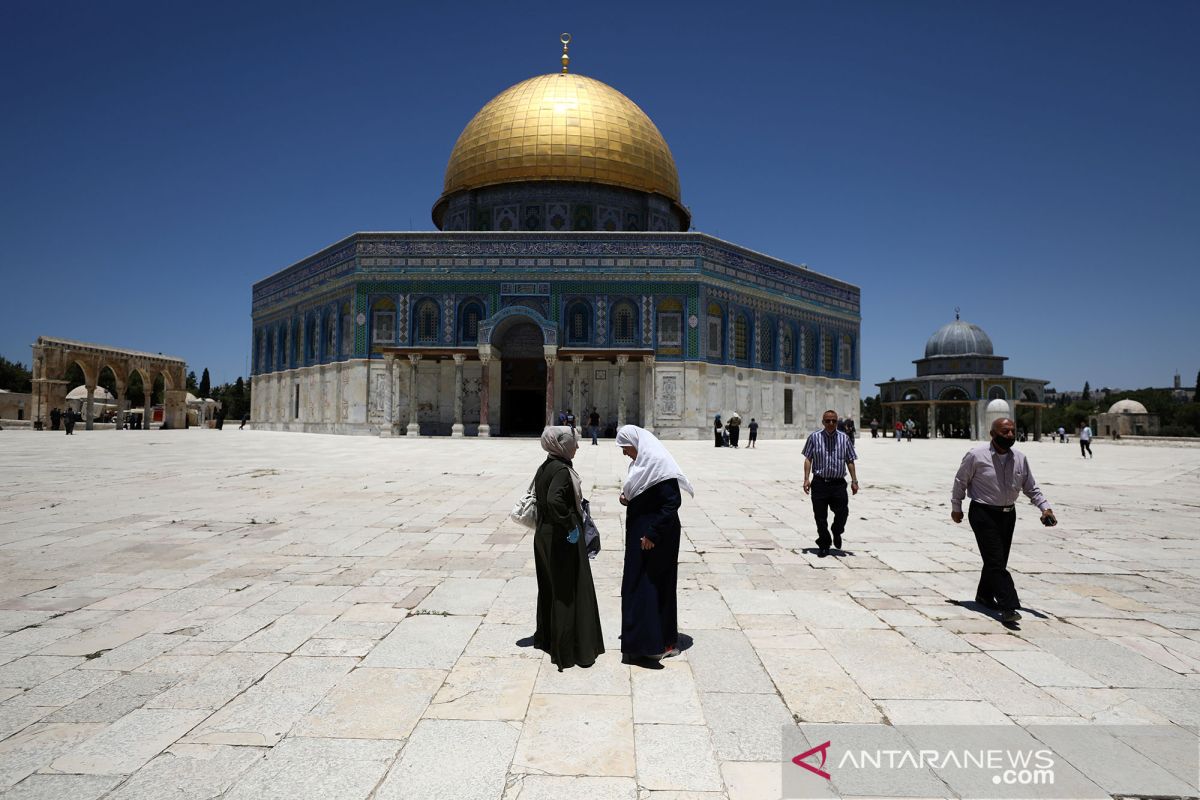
top-left (802, 429), bottom-right (857, 478)
top-left (951, 443), bottom-right (1049, 513)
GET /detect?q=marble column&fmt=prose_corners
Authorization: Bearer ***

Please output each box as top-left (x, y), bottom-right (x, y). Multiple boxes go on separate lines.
top-left (544, 353), bottom-right (557, 427)
top-left (115, 383), bottom-right (127, 430)
top-left (477, 355), bottom-right (491, 437)
top-left (84, 385), bottom-right (96, 430)
top-left (144, 392), bottom-right (153, 429)
top-left (641, 355), bottom-right (655, 433)
top-left (451, 354), bottom-right (465, 437)
top-left (570, 356), bottom-right (583, 429)
top-left (406, 354), bottom-right (421, 436)
top-left (616, 355), bottom-right (629, 429)
top-left (1034, 406), bottom-right (1042, 442)
top-left (927, 402), bottom-right (936, 440)
top-left (384, 355), bottom-right (396, 434)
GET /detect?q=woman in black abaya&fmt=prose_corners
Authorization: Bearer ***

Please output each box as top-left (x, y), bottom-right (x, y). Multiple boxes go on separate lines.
top-left (532, 426), bottom-right (604, 670)
top-left (616, 425), bottom-right (695, 662)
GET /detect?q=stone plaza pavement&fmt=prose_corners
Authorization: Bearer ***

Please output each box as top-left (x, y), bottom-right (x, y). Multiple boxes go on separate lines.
top-left (1, 429), bottom-right (1198, 799)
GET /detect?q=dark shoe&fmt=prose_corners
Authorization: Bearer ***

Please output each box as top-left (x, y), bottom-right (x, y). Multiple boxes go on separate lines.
top-left (833, 534), bottom-right (842, 550)
top-left (974, 596), bottom-right (1000, 610)
top-left (818, 547), bottom-right (830, 558)
top-left (1000, 610), bottom-right (1022, 623)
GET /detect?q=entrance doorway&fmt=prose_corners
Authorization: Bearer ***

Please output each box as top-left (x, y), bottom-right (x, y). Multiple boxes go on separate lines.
top-left (497, 321), bottom-right (546, 436)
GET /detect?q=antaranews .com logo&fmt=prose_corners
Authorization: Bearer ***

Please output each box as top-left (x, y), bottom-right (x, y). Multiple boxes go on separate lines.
top-left (783, 724), bottom-right (1198, 800)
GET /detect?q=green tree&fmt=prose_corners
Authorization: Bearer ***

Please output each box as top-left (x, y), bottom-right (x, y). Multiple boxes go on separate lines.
top-left (1194, 370), bottom-right (1199, 399)
top-left (186, 371), bottom-right (198, 393)
top-left (1082, 381), bottom-right (1091, 401)
top-left (199, 368), bottom-right (211, 398)
top-left (0, 355), bottom-right (32, 392)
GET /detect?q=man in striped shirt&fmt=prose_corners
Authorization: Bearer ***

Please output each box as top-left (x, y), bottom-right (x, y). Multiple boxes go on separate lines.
top-left (803, 410), bottom-right (860, 557)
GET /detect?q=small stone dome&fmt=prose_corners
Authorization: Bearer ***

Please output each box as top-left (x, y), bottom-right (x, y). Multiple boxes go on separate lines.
top-left (1108, 399), bottom-right (1148, 415)
top-left (986, 398), bottom-right (1010, 413)
top-left (924, 318), bottom-right (994, 358)
top-left (65, 386), bottom-right (115, 401)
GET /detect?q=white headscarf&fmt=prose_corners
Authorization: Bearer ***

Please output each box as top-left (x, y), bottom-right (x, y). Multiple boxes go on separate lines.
top-left (540, 426), bottom-right (583, 517)
top-left (616, 425), bottom-right (695, 501)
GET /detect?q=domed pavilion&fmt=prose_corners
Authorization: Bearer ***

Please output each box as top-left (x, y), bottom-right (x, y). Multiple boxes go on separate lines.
top-left (876, 312), bottom-right (1048, 440)
top-left (250, 36), bottom-right (861, 437)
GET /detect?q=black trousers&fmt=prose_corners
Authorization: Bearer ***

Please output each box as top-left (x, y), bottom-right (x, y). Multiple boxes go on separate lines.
top-left (969, 502), bottom-right (1020, 611)
top-left (1080, 439), bottom-right (1092, 457)
top-left (810, 477), bottom-right (849, 548)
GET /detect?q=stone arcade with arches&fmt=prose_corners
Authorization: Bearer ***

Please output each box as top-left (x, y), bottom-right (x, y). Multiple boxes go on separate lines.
top-left (30, 336), bottom-right (187, 431)
top-left (249, 38), bottom-right (861, 437)
top-left (876, 315), bottom-right (1049, 440)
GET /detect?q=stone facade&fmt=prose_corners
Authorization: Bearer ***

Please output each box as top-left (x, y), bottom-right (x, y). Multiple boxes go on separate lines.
top-left (250, 232), bottom-right (861, 438)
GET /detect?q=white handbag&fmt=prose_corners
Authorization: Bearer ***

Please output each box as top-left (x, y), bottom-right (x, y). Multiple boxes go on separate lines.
top-left (510, 478), bottom-right (538, 529)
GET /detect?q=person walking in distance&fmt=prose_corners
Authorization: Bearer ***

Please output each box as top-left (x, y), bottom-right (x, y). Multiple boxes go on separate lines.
top-left (589, 408), bottom-right (600, 445)
top-left (1079, 421), bottom-right (1093, 458)
top-left (870, 418), bottom-right (879, 439)
top-left (951, 417), bottom-right (1057, 624)
top-left (747, 418), bottom-right (758, 448)
top-left (803, 410), bottom-right (859, 557)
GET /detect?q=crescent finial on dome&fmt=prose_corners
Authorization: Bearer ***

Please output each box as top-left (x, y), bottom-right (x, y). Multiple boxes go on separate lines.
top-left (561, 33), bottom-right (571, 74)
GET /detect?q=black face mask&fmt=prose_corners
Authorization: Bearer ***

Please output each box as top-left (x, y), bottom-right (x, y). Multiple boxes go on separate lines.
top-left (992, 434), bottom-right (1016, 451)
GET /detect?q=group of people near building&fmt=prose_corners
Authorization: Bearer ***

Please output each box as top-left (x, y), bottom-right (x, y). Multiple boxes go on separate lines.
top-left (530, 424), bottom-right (693, 670)
top-left (712, 414), bottom-right (759, 448)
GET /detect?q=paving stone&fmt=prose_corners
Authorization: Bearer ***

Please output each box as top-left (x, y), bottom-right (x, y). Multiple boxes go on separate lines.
top-left (877, 698), bottom-right (1011, 724)
top-left (988, 650), bottom-right (1106, 687)
top-left (104, 743), bottom-right (266, 800)
top-left (1038, 637), bottom-right (1192, 688)
top-left (145, 651), bottom-right (284, 710)
top-left (43, 673), bottom-right (176, 723)
top-left (77, 633), bottom-right (186, 672)
top-left (360, 614), bottom-right (481, 669)
top-left (0, 705), bottom-right (53, 741)
top-left (0, 722), bottom-right (105, 787)
top-left (36, 612), bottom-right (181, 657)
top-left (3, 669), bottom-right (119, 708)
top-left (223, 736), bottom-right (400, 800)
top-left (375, 719), bottom-right (519, 800)
top-left (757, 648), bottom-right (881, 723)
top-left (295, 667), bottom-right (444, 737)
top-left (512, 694), bottom-right (634, 777)
top-left (0, 657), bottom-right (82, 689)
top-left (185, 656), bottom-right (355, 746)
top-left (632, 660), bottom-right (704, 725)
top-left (0, 774), bottom-right (121, 800)
top-left (722, 761), bottom-right (790, 800)
top-left (778, 590), bottom-right (887, 629)
top-left (936, 652), bottom-right (1076, 717)
top-left (698, 691), bottom-right (794, 760)
top-left (415, 578), bottom-right (506, 616)
top-left (634, 724), bottom-right (722, 792)
top-left (684, 629), bottom-right (774, 694)
top-left (49, 708), bottom-right (208, 775)
top-left (227, 613), bottom-right (337, 653)
top-left (533, 653), bottom-right (627, 695)
top-left (427, 657), bottom-right (538, 721)
top-left (500, 776), bottom-right (637, 800)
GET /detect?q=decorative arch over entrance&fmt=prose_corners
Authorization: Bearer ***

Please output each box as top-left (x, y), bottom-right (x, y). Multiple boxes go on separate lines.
top-left (485, 310), bottom-right (553, 436)
top-left (30, 336), bottom-right (187, 431)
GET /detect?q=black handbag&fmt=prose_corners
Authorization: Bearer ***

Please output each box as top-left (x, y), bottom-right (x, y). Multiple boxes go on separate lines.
top-left (580, 498), bottom-right (601, 558)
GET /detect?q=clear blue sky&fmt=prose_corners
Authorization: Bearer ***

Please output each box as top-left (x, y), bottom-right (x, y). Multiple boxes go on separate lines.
top-left (2, 1), bottom-right (1197, 394)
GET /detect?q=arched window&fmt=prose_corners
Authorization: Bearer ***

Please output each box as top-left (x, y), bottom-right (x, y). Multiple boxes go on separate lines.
top-left (265, 330), bottom-right (274, 372)
top-left (657, 298), bottom-right (682, 348)
top-left (781, 326), bottom-right (794, 369)
top-left (325, 312), bottom-right (336, 359)
top-left (371, 298), bottom-right (396, 344)
top-left (306, 315), bottom-right (318, 361)
top-left (706, 303), bottom-right (723, 359)
top-left (340, 303), bottom-right (352, 356)
top-left (253, 331), bottom-right (262, 373)
top-left (821, 331), bottom-right (834, 373)
top-left (988, 385), bottom-right (1007, 400)
top-left (566, 301), bottom-right (591, 345)
top-left (733, 313), bottom-right (749, 361)
top-left (757, 317), bottom-right (774, 367)
top-left (459, 300), bottom-right (484, 344)
top-left (840, 334), bottom-right (853, 375)
top-left (291, 320), bottom-right (300, 365)
top-left (612, 301), bottom-right (637, 345)
top-left (415, 299), bottom-right (439, 344)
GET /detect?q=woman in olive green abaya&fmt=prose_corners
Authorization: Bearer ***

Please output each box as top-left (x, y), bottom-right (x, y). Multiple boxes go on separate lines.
top-left (532, 426), bottom-right (604, 670)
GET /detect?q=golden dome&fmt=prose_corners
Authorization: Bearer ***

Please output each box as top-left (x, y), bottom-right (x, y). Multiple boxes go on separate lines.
top-left (436, 72), bottom-right (683, 214)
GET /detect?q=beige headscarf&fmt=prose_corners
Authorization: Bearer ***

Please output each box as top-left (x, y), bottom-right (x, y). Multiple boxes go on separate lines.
top-left (540, 426), bottom-right (584, 518)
